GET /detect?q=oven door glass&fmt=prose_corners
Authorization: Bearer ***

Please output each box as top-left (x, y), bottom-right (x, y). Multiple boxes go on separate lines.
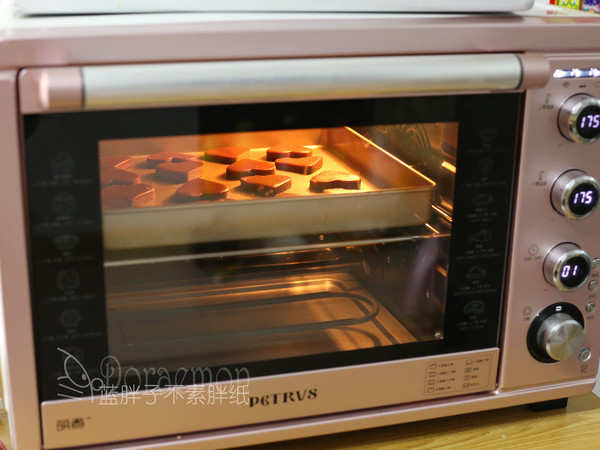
top-left (24, 94), bottom-right (520, 401)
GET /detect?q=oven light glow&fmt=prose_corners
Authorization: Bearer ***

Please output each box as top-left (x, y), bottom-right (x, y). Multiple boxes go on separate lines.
top-left (441, 161), bottom-right (456, 173)
top-left (436, 265), bottom-right (448, 277)
top-left (425, 222), bottom-right (440, 234)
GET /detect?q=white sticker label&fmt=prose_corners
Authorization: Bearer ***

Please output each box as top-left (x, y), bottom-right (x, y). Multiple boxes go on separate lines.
top-left (424, 355), bottom-right (493, 396)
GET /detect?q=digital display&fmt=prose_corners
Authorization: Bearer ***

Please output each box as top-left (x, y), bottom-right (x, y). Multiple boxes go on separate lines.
top-left (559, 256), bottom-right (589, 289)
top-left (569, 182), bottom-right (599, 216)
top-left (576, 105), bottom-right (600, 140)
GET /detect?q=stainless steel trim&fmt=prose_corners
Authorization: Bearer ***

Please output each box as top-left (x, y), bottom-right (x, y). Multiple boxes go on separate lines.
top-left (80, 54), bottom-right (524, 109)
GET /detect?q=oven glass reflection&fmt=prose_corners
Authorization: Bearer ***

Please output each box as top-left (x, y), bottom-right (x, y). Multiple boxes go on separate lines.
top-left (99, 123), bottom-right (458, 373)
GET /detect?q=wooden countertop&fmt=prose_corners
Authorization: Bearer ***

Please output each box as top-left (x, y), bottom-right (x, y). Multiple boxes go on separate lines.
top-left (257, 393), bottom-right (600, 449)
top-left (1, 382), bottom-right (599, 449)
top-left (0, 372), bottom-right (11, 450)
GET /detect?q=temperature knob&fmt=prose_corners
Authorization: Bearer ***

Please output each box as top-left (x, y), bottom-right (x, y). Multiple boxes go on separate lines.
top-left (543, 243), bottom-right (592, 291)
top-left (558, 94), bottom-right (600, 143)
top-left (551, 170), bottom-right (599, 219)
top-left (528, 303), bottom-right (585, 363)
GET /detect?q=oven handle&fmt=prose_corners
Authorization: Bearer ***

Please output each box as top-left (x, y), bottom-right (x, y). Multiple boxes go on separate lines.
top-left (19, 53), bottom-right (549, 113)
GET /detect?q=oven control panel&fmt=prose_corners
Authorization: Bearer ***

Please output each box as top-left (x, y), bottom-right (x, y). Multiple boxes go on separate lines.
top-left (499, 55), bottom-right (600, 390)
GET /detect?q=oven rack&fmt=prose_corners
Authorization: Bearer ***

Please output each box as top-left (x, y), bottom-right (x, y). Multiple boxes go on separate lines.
top-left (107, 273), bottom-right (416, 368)
top-left (109, 290), bottom-right (379, 345)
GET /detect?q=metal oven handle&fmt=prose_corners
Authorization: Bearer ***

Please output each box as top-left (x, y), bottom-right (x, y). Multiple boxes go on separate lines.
top-left (19, 53), bottom-right (549, 113)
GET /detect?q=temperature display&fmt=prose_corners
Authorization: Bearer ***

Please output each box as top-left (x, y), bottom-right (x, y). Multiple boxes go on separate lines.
top-left (576, 104), bottom-right (600, 140)
top-left (569, 182), bottom-right (599, 216)
top-left (580, 114), bottom-right (600, 130)
top-left (552, 170), bottom-right (600, 219)
top-left (559, 94), bottom-right (600, 143)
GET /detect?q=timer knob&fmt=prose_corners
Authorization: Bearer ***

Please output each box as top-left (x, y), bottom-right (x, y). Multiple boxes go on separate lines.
top-left (551, 170), bottom-right (600, 219)
top-left (543, 243), bottom-right (592, 291)
top-left (558, 94), bottom-right (600, 143)
top-left (536, 312), bottom-right (585, 362)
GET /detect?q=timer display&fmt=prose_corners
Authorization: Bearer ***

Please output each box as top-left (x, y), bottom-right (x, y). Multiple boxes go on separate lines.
top-left (544, 243), bottom-right (592, 291)
top-left (558, 255), bottom-right (590, 289)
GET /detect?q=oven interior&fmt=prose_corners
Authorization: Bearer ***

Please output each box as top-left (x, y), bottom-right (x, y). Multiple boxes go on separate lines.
top-left (100, 123), bottom-right (458, 373)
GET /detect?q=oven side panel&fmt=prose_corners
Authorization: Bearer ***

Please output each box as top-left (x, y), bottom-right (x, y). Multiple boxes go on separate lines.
top-left (0, 71), bottom-right (42, 449)
top-left (499, 53), bottom-right (600, 390)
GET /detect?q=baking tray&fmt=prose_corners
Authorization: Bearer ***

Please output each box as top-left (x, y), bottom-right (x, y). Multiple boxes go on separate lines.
top-left (107, 272), bottom-right (416, 369)
top-left (100, 127), bottom-right (436, 250)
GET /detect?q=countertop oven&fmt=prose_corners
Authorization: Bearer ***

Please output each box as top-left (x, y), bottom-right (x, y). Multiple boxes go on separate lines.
top-left (0, 3), bottom-right (599, 449)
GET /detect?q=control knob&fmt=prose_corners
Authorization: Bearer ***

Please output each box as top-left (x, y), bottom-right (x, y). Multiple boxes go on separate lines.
top-left (528, 304), bottom-right (585, 363)
top-left (543, 243), bottom-right (592, 291)
top-left (558, 94), bottom-right (600, 143)
top-left (551, 170), bottom-right (599, 219)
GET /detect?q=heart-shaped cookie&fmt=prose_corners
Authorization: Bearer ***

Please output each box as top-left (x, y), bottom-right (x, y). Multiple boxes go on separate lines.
top-left (275, 156), bottom-right (323, 175)
top-left (101, 183), bottom-right (155, 209)
top-left (147, 151), bottom-right (196, 168)
top-left (175, 179), bottom-right (229, 202)
top-left (266, 144), bottom-right (313, 161)
top-left (309, 171), bottom-right (361, 192)
top-left (204, 147), bottom-right (249, 164)
top-left (100, 155), bottom-right (133, 170)
top-left (155, 161), bottom-right (204, 183)
top-left (240, 174), bottom-right (292, 196)
top-left (226, 159), bottom-right (276, 180)
top-left (100, 168), bottom-right (140, 188)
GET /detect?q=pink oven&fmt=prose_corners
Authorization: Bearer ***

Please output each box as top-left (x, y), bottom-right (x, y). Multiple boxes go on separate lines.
top-left (0, 3), bottom-right (600, 449)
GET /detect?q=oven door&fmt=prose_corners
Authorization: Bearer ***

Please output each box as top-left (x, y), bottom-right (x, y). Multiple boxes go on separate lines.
top-left (21, 55), bottom-right (524, 448)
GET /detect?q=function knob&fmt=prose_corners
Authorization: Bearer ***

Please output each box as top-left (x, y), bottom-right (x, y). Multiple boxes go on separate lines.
top-left (536, 313), bottom-right (585, 361)
top-left (558, 94), bottom-right (600, 143)
top-left (543, 243), bottom-right (592, 291)
top-left (527, 303), bottom-right (585, 363)
top-left (551, 170), bottom-right (600, 219)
